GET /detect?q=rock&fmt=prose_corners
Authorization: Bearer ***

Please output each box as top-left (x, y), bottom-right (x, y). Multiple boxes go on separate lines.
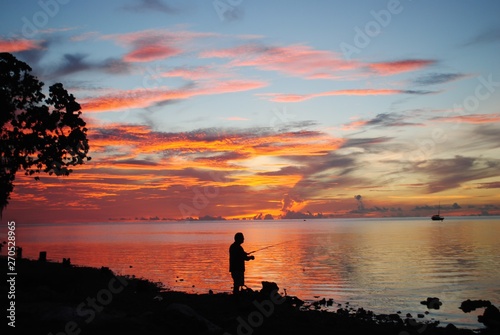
top-left (444, 323), bottom-right (459, 334)
top-left (35, 285), bottom-right (58, 300)
top-left (167, 303), bottom-right (222, 334)
top-left (417, 313), bottom-right (425, 318)
top-left (336, 308), bottom-right (349, 316)
top-left (284, 295), bottom-right (304, 307)
top-left (420, 297), bottom-right (442, 309)
top-left (459, 299), bottom-right (492, 313)
top-left (260, 281), bottom-right (279, 298)
top-left (478, 305), bottom-right (500, 329)
top-left (39, 305), bottom-right (75, 321)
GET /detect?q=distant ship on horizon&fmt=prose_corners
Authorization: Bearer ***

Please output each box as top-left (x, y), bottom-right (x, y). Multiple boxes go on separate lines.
top-left (431, 204), bottom-right (444, 221)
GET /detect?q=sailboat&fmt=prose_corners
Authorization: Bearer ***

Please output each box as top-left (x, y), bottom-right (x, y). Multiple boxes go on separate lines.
top-left (431, 203), bottom-right (444, 221)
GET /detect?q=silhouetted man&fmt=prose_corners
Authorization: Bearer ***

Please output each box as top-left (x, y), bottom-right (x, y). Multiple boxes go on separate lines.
top-left (229, 232), bottom-right (254, 295)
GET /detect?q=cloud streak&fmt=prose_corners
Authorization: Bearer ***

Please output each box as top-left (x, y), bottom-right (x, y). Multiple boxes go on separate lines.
top-left (461, 27), bottom-right (500, 47)
top-left (50, 53), bottom-right (133, 77)
top-left (367, 59), bottom-right (436, 76)
top-left (262, 89), bottom-right (431, 103)
top-left (122, 0), bottom-right (180, 14)
top-left (103, 29), bottom-right (217, 63)
top-left (413, 72), bottom-right (469, 86)
top-left (0, 38), bottom-right (42, 52)
top-left (433, 113), bottom-right (500, 124)
top-left (81, 79), bottom-right (267, 112)
top-left (409, 156), bottom-right (500, 193)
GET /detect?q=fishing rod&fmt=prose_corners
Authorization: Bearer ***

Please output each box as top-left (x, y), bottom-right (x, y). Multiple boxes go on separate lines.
top-left (247, 239), bottom-right (298, 255)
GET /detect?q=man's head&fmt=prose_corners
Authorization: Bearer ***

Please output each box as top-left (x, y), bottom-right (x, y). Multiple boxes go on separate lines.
top-left (234, 232), bottom-right (244, 244)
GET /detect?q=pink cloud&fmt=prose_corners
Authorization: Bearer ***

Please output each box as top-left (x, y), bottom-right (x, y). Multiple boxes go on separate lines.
top-left (124, 44), bottom-right (181, 62)
top-left (262, 89), bottom-right (404, 103)
top-left (225, 117), bottom-right (249, 121)
top-left (205, 80), bottom-right (267, 95)
top-left (202, 42), bottom-right (436, 80)
top-left (367, 59), bottom-right (436, 75)
top-left (81, 79), bottom-right (267, 112)
top-left (104, 29), bottom-right (217, 46)
top-left (81, 87), bottom-right (177, 112)
top-left (0, 39), bottom-right (41, 52)
top-left (161, 66), bottom-right (229, 81)
top-left (103, 29), bottom-right (217, 63)
top-left (434, 113), bottom-right (500, 124)
top-left (201, 44), bottom-right (360, 79)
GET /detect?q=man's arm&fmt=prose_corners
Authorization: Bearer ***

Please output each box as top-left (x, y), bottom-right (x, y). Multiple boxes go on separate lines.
top-left (244, 251), bottom-right (255, 261)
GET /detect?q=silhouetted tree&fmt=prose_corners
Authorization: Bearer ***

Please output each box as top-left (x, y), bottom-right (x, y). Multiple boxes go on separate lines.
top-left (1, 53), bottom-right (90, 215)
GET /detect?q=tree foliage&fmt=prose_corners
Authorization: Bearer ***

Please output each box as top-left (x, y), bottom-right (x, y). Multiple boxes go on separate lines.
top-left (1, 52), bottom-right (91, 215)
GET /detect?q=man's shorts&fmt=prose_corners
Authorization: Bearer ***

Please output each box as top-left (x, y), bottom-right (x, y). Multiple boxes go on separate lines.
top-left (231, 271), bottom-right (244, 287)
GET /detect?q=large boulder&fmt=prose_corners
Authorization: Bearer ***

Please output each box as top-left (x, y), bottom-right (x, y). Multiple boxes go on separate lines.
top-left (459, 299), bottom-right (491, 313)
top-left (478, 305), bottom-right (500, 329)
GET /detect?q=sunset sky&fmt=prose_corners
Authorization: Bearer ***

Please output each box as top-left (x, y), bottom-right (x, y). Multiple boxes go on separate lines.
top-left (1, 0), bottom-right (500, 223)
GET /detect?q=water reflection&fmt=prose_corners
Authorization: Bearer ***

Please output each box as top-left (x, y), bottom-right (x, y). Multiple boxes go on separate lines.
top-left (10, 217), bottom-right (500, 328)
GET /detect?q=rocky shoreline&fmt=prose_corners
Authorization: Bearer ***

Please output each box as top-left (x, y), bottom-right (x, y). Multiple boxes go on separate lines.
top-left (2, 257), bottom-right (498, 335)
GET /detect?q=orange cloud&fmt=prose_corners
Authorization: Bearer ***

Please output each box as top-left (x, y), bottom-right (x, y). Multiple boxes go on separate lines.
top-left (367, 59), bottom-right (436, 75)
top-left (89, 124), bottom-right (343, 164)
top-left (0, 39), bottom-right (41, 52)
top-left (3, 123), bottom-right (348, 222)
top-left (342, 120), bottom-right (369, 131)
top-left (84, 123), bottom-right (345, 188)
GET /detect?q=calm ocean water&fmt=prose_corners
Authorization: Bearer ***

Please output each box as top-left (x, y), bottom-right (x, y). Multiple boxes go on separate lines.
top-left (5, 217), bottom-right (500, 328)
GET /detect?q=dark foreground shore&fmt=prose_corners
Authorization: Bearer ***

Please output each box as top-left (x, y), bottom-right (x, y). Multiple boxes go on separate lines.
top-left (2, 257), bottom-right (499, 335)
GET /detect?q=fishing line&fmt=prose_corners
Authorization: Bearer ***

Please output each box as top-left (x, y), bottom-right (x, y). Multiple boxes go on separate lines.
top-left (247, 238), bottom-right (300, 255)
